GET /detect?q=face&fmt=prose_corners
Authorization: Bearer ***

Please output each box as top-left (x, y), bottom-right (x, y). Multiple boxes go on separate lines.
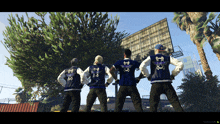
top-left (124, 53), bottom-right (126, 58)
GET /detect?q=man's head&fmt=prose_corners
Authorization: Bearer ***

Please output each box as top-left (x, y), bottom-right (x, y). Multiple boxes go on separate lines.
top-left (154, 44), bottom-right (165, 54)
top-left (70, 58), bottom-right (78, 66)
top-left (124, 49), bottom-right (131, 58)
top-left (94, 55), bottom-right (103, 65)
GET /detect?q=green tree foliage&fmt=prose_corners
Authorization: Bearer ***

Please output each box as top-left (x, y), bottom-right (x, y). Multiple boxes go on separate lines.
top-left (13, 87), bottom-right (31, 103)
top-left (177, 72), bottom-right (220, 112)
top-left (1, 12), bottom-right (129, 100)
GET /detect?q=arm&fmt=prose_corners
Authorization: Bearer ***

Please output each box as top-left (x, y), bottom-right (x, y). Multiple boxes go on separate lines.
top-left (105, 66), bottom-right (113, 84)
top-left (139, 56), bottom-right (151, 78)
top-left (77, 68), bottom-right (85, 85)
top-left (57, 70), bottom-right (67, 87)
top-left (110, 66), bottom-right (118, 80)
top-left (81, 67), bottom-right (90, 85)
top-left (170, 57), bottom-right (184, 77)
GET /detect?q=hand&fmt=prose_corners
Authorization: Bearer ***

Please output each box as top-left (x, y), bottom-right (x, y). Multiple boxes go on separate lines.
top-left (147, 75), bottom-right (151, 81)
top-left (79, 84), bottom-right (84, 89)
top-left (170, 75), bottom-right (175, 80)
top-left (87, 83), bottom-right (91, 86)
top-left (105, 82), bottom-right (110, 87)
top-left (135, 78), bottom-right (140, 83)
top-left (115, 79), bottom-right (119, 84)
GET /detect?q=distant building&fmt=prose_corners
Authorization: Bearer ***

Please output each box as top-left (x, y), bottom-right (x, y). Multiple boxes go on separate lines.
top-left (178, 56), bottom-right (203, 78)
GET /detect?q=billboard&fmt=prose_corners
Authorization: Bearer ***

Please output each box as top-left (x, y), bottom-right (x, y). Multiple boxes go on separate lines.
top-left (121, 18), bottom-right (174, 62)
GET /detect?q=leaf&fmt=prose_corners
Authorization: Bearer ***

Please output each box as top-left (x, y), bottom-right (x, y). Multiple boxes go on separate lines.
top-left (45, 53), bottom-right (48, 59)
top-left (67, 42), bottom-right (71, 46)
top-left (58, 42), bottom-right (64, 51)
top-left (52, 44), bottom-right (58, 49)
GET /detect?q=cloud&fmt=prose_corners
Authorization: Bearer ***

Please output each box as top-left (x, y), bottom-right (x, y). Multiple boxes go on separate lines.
top-left (0, 21), bottom-right (6, 34)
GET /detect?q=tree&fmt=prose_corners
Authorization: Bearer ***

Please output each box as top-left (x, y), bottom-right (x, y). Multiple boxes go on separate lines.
top-left (172, 12), bottom-right (213, 80)
top-left (202, 12), bottom-right (220, 61)
top-left (1, 12), bottom-right (129, 100)
top-left (13, 87), bottom-right (31, 103)
top-left (177, 72), bottom-right (220, 112)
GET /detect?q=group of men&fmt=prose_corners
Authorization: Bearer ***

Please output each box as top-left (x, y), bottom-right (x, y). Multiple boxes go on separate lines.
top-left (57, 44), bottom-right (184, 112)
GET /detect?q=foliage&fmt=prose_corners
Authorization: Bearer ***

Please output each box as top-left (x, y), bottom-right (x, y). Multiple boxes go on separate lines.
top-left (13, 87), bottom-right (31, 103)
top-left (51, 105), bottom-right (61, 112)
top-left (178, 72), bottom-right (220, 112)
top-left (172, 12), bottom-right (214, 80)
top-left (1, 12), bottom-right (129, 100)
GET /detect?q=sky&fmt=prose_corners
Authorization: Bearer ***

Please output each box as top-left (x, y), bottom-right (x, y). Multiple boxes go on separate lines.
top-left (0, 12), bottom-right (219, 105)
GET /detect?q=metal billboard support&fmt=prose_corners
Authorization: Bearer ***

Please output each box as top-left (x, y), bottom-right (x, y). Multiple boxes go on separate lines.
top-left (171, 46), bottom-right (184, 58)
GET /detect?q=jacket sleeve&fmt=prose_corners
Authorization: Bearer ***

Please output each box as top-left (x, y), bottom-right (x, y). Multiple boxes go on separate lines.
top-left (57, 70), bottom-right (66, 87)
top-left (77, 67), bottom-right (85, 84)
top-left (170, 56), bottom-right (184, 77)
top-left (105, 66), bottom-right (113, 84)
top-left (81, 67), bottom-right (90, 84)
top-left (139, 56), bottom-right (151, 77)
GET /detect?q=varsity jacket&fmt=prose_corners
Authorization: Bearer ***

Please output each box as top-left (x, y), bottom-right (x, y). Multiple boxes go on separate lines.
top-left (57, 66), bottom-right (84, 91)
top-left (82, 64), bottom-right (113, 89)
top-left (113, 58), bottom-right (140, 86)
top-left (139, 53), bottom-right (184, 83)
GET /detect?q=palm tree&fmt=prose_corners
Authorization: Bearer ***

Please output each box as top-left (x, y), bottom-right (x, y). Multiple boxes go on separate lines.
top-left (172, 12), bottom-right (213, 80)
top-left (202, 12), bottom-right (220, 61)
top-left (13, 87), bottom-right (31, 103)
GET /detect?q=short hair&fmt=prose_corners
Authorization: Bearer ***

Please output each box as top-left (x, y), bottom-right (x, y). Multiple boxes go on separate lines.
top-left (124, 49), bottom-right (131, 58)
top-left (70, 58), bottom-right (78, 66)
top-left (94, 55), bottom-right (103, 64)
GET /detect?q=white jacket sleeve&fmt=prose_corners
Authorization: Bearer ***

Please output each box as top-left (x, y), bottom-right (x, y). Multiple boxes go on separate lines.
top-left (105, 66), bottom-right (113, 84)
top-left (81, 67), bottom-right (90, 84)
top-left (170, 56), bottom-right (184, 77)
top-left (139, 56), bottom-right (151, 77)
top-left (76, 68), bottom-right (85, 84)
top-left (57, 70), bottom-right (66, 87)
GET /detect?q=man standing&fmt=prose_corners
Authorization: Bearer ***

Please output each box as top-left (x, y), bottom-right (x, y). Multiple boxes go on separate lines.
top-left (139, 44), bottom-right (184, 112)
top-left (110, 49), bottom-right (143, 112)
top-left (82, 55), bottom-right (113, 112)
top-left (57, 58), bottom-right (85, 112)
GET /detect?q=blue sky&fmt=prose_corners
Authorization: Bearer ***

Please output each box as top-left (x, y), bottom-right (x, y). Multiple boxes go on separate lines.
top-left (0, 12), bottom-right (219, 105)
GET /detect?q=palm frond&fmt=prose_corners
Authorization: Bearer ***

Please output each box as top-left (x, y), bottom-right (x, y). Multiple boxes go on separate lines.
top-left (210, 21), bottom-right (217, 29)
top-left (203, 12), bottom-right (217, 28)
top-left (200, 37), bottom-right (208, 48)
top-left (217, 14), bottom-right (220, 22)
top-left (209, 12), bottom-right (217, 20)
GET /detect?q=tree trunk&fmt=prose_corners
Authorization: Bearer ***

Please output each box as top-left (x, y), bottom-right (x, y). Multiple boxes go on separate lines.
top-left (195, 41), bottom-right (213, 80)
top-left (214, 52), bottom-right (220, 61)
top-left (186, 12), bottom-right (213, 80)
top-left (187, 12), bottom-right (207, 24)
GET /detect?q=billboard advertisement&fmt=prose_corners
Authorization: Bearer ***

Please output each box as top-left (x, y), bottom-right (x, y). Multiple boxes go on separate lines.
top-left (121, 18), bottom-right (174, 62)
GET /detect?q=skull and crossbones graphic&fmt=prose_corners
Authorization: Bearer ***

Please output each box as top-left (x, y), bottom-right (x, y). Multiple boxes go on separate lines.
top-left (120, 61), bottom-right (132, 72)
top-left (154, 56), bottom-right (166, 70)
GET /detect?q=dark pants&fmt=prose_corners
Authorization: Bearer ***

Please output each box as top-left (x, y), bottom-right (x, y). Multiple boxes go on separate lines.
top-left (85, 88), bottom-right (107, 112)
top-left (150, 82), bottom-right (184, 112)
top-left (60, 90), bottom-right (81, 112)
top-left (115, 86), bottom-right (143, 112)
